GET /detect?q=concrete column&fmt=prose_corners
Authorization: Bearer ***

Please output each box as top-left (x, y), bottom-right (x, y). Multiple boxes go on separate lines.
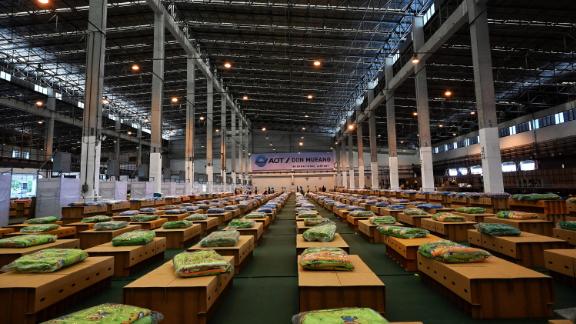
top-left (184, 57), bottom-right (195, 194)
top-left (243, 124), bottom-right (249, 184)
top-left (334, 144), bottom-right (341, 187)
top-left (356, 122), bottom-right (365, 189)
top-left (220, 89), bottom-right (227, 185)
top-left (413, 16), bottom-right (435, 192)
top-left (385, 57), bottom-right (399, 190)
top-left (136, 124), bottom-right (142, 171)
top-left (347, 134), bottom-right (355, 189)
top-left (45, 96), bottom-right (55, 162)
top-left (206, 77), bottom-right (214, 192)
top-left (468, 0), bottom-right (504, 193)
top-left (230, 109), bottom-right (237, 185)
top-left (368, 110), bottom-right (379, 189)
top-left (80, 0), bottom-right (107, 198)
top-left (237, 115), bottom-right (243, 185)
top-left (149, 11), bottom-right (165, 194)
top-left (340, 140), bottom-right (347, 188)
top-left (114, 114), bottom-right (121, 179)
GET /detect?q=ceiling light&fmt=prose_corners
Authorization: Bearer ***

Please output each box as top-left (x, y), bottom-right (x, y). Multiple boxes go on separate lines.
top-left (298, 141), bottom-right (304, 146)
top-left (273, 148), bottom-right (276, 151)
top-left (37, 0), bottom-right (49, 4)
top-left (412, 112), bottom-right (418, 116)
top-left (269, 143), bottom-right (273, 146)
top-left (131, 64), bottom-right (140, 72)
top-left (199, 116), bottom-right (205, 121)
top-left (377, 134), bottom-right (381, 138)
top-left (307, 94), bottom-right (313, 100)
top-left (304, 114), bottom-right (309, 118)
top-left (127, 131), bottom-right (132, 135)
top-left (215, 129), bottom-right (220, 133)
top-left (224, 62), bottom-right (232, 69)
top-left (300, 136), bottom-right (304, 139)
top-left (470, 111), bottom-right (476, 115)
top-left (261, 127), bottom-right (266, 132)
top-left (438, 124), bottom-right (443, 128)
top-left (347, 124), bottom-right (355, 131)
top-left (242, 95), bottom-right (249, 101)
top-left (411, 56), bottom-right (420, 64)
top-left (171, 97), bottom-right (179, 103)
top-left (35, 100), bottom-right (43, 107)
top-left (143, 118), bottom-right (149, 123)
top-left (302, 127), bottom-right (306, 131)
top-left (335, 142), bottom-right (339, 145)
top-left (400, 140), bottom-right (404, 144)
top-left (313, 60), bottom-right (321, 67)
top-left (444, 90), bottom-right (453, 97)
top-left (452, 133), bottom-right (457, 136)
top-left (37, 120), bottom-right (44, 124)
top-left (102, 97), bottom-right (109, 105)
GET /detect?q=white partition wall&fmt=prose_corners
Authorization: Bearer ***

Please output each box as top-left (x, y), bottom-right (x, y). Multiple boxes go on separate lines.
top-left (130, 181), bottom-right (155, 199)
top-left (0, 173), bottom-right (11, 226)
top-left (36, 177), bottom-right (81, 217)
top-left (99, 180), bottom-right (128, 200)
top-left (161, 182), bottom-right (176, 196)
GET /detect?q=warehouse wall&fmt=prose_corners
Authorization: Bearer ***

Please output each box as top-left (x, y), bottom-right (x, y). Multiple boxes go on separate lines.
top-left (251, 172), bottom-right (335, 192)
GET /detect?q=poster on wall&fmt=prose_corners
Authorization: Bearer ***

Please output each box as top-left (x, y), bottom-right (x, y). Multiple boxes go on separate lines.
top-left (251, 152), bottom-right (335, 172)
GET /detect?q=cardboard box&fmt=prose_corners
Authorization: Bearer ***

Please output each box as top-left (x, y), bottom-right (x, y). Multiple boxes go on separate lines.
top-left (130, 218), bottom-right (167, 230)
top-left (346, 215), bottom-right (371, 228)
top-left (6, 226), bottom-right (76, 239)
top-left (296, 234), bottom-right (349, 254)
top-left (190, 217), bottom-right (220, 234)
top-left (160, 212), bottom-right (190, 221)
top-left (66, 222), bottom-right (96, 232)
top-left (552, 228), bottom-right (576, 246)
top-left (420, 218), bottom-right (476, 242)
top-left (78, 224), bottom-right (142, 249)
top-left (107, 201), bottom-right (131, 214)
top-left (155, 224), bottom-right (202, 249)
top-left (417, 254), bottom-right (553, 319)
top-left (0, 239), bottom-right (80, 267)
top-left (452, 211), bottom-right (495, 222)
top-left (382, 234), bottom-right (442, 271)
top-left (0, 256), bottom-right (114, 324)
top-left (544, 249), bottom-right (576, 278)
top-left (397, 213), bottom-right (430, 227)
top-left (86, 237), bottom-right (166, 276)
top-left (298, 255), bottom-right (385, 313)
top-left (484, 216), bottom-right (554, 236)
top-left (0, 227), bottom-right (15, 237)
top-left (188, 235), bottom-right (254, 274)
top-left (230, 222), bottom-right (264, 242)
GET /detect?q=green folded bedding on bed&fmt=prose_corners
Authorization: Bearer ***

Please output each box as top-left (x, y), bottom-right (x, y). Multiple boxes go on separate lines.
top-left (297, 211), bottom-right (319, 218)
top-left (302, 224), bottom-right (336, 242)
top-left (304, 218), bottom-right (332, 227)
top-left (455, 207), bottom-right (486, 214)
top-left (93, 221), bottom-right (128, 231)
top-left (292, 308), bottom-right (388, 324)
top-left (244, 212), bottom-right (267, 219)
top-left (2, 248), bottom-right (87, 273)
top-left (173, 250), bottom-right (232, 278)
top-left (369, 216), bottom-right (396, 225)
top-left (112, 230), bottom-right (155, 246)
top-left (432, 213), bottom-right (466, 222)
top-left (559, 221), bottom-right (576, 231)
top-left (200, 230), bottom-right (240, 247)
top-left (376, 225), bottom-right (429, 239)
top-left (476, 222), bottom-right (521, 236)
top-left (300, 247), bottom-right (354, 271)
top-left (20, 224), bottom-right (60, 233)
top-left (511, 193), bottom-right (561, 201)
top-left (185, 213), bottom-right (208, 221)
top-left (130, 215), bottom-right (159, 222)
top-left (418, 240), bottom-right (491, 263)
top-left (0, 234), bottom-right (57, 248)
top-left (162, 220), bottom-right (193, 229)
top-left (496, 210), bottom-right (539, 220)
top-left (348, 210), bottom-right (374, 217)
top-left (41, 303), bottom-right (161, 324)
top-left (25, 216), bottom-right (59, 224)
top-left (227, 219), bottom-right (255, 228)
top-left (403, 208), bottom-right (430, 216)
top-left (81, 215), bottom-right (112, 223)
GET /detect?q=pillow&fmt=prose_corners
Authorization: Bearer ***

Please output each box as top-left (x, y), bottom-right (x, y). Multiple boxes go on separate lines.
top-left (112, 230), bottom-right (155, 246)
top-left (291, 308), bottom-right (388, 324)
top-left (173, 250), bottom-right (232, 278)
top-left (200, 230), bottom-right (240, 247)
top-left (0, 234), bottom-right (57, 248)
top-left (376, 225), bottom-right (429, 239)
top-left (130, 215), bottom-right (159, 222)
top-left (403, 208), bottom-right (430, 216)
top-left (476, 223), bottom-right (521, 236)
top-left (93, 221), bottom-right (128, 231)
top-left (81, 215), bottom-right (112, 223)
top-left (369, 216), bottom-right (396, 225)
top-left (162, 220), bottom-right (193, 229)
top-left (300, 247), bottom-right (354, 271)
top-left (304, 218), bottom-right (332, 227)
top-left (302, 224), bottom-right (336, 242)
top-left (455, 207), bottom-right (486, 214)
top-left (25, 216), bottom-right (59, 224)
top-left (42, 303), bottom-right (160, 324)
top-left (349, 210), bottom-right (375, 217)
top-left (227, 219), bottom-right (255, 229)
top-left (432, 213), bottom-right (465, 222)
top-left (20, 224), bottom-right (60, 233)
top-left (496, 210), bottom-right (538, 220)
top-left (511, 193), bottom-right (561, 201)
top-left (2, 248), bottom-right (87, 273)
top-left (418, 240), bottom-right (491, 263)
top-left (245, 212), bottom-right (267, 219)
top-left (119, 210), bottom-right (139, 216)
top-left (185, 214), bottom-right (208, 221)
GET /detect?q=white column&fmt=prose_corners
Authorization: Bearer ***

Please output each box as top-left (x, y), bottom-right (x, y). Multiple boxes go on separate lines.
top-left (347, 135), bottom-right (355, 189)
top-left (340, 140), bottom-right (347, 187)
top-left (45, 95), bottom-right (55, 162)
top-left (238, 119), bottom-right (244, 184)
top-left (368, 110), bottom-right (379, 189)
top-left (149, 11), bottom-right (164, 194)
top-left (385, 57), bottom-right (400, 190)
top-left (206, 77), bottom-right (214, 192)
top-left (220, 89), bottom-right (227, 185)
top-left (114, 113), bottom-right (121, 179)
top-left (80, 0), bottom-right (107, 198)
top-left (357, 122), bottom-right (365, 189)
top-left (184, 56), bottom-right (195, 194)
top-left (468, 0), bottom-right (504, 193)
top-left (334, 145), bottom-right (341, 187)
top-left (243, 124), bottom-right (249, 184)
top-left (230, 108), bottom-right (237, 186)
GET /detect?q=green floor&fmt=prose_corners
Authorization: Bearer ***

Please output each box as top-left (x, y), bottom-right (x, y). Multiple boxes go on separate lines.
top-left (65, 195), bottom-right (575, 323)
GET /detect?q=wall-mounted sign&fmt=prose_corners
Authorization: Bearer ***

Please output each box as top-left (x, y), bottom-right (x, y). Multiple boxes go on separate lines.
top-left (251, 152), bottom-right (335, 172)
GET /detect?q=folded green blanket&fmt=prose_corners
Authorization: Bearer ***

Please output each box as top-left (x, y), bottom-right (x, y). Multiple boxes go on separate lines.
top-left (139, 207), bottom-right (157, 213)
top-left (297, 211), bottom-right (319, 218)
top-left (93, 221), bottom-right (128, 231)
top-left (476, 223), bottom-right (521, 236)
top-left (432, 213), bottom-right (466, 222)
top-left (511, 193), bottom-right (561, 201)
top-left (228, 219), bottom-right (255, 228)
top-left (112, 230), bottom-right (155, 246)
top-left (162, 220), bottom-right (193, 229)
top-left (403, 208), bottom-right (430, 216)
top-left (0, 234), bottom-right (57, 248)
top-left (349, 210), bottom-right (374, 217)
top-left (559, 221), bottom-right (576, 231)
top-left (496, 210), bottom-right (538, 220)
top-left (173, 250), bottom-right (232, 278)
top-left (369, 216), bottom-right (396, 225)
top-left (376, 225), bottom-right (429, 239)
top-left (185, 213), bottom-right (208, 221)
top-left (81, 215), bottom-right (112, 223)
top-left (2, 248), bottom-right (87, 273)
top-left (164, 209), bottom-right (186, 215)
top-left (418, 240), bottom-right (491, 263)
top-left (300, 247), bottom-right (354, 271)
top-left (292, 308), bottom-right (388, 324)
top-left (455, 207), bottom-right (486, 214)
top-left (302, 224), bottom-right (336, 242)
top-left (200, 230), bottom-right (240, 247)
top-left (41, 303), bottom-right (160, 324)
top-left (20, 224), bottom-right (60, 233)
top-left (26, 216), bottom-right (59, 224)
top-left (245, 212), bottom-right (267, 219)
top-left (304, 218), bottom-right (332, 227)
top-left (130, 215), bottom-right (159, 222)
